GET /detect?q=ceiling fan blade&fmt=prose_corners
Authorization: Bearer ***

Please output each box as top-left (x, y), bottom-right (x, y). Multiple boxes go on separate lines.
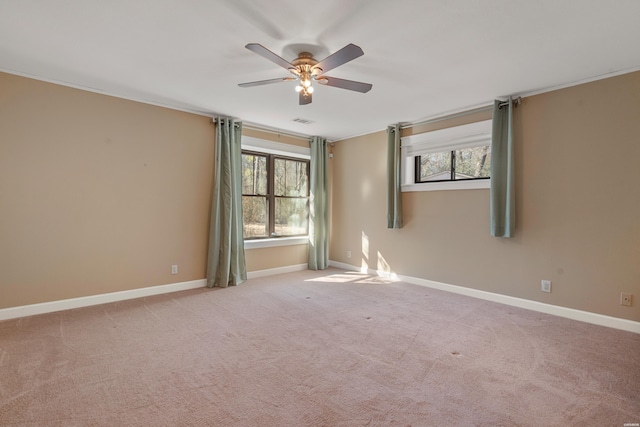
top-left (238, 77), bottom-right (295, 87)
top-left (299, 91), bottom-right (312, 105)
top-left (245, 43), bottom-right (294, 70)
top-left (317, 76), bottom-right (372, 93)
top-left (312, 44), bottom-right (364, 74)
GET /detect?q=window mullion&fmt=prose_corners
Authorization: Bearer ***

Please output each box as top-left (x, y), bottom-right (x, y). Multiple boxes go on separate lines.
top-left (451, 150), bottom-right (456, 180)
top-left (268, 154), bottom-right (275, 237)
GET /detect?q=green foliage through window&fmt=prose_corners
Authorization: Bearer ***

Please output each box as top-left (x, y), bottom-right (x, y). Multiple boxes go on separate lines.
top-left (241, 152), bottom-right (309, 239)
top-left (417, 145), bottom-right (491, 182)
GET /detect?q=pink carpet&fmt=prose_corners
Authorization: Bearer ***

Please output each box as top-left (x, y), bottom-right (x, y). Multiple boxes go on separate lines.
top-left (1, 268), bottom-right (639, 426)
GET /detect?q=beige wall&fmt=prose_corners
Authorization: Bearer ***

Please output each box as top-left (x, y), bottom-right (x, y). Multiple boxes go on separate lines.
top-left (0, 72), bottom-right (307, 310)
top-left (0, 72), bottom-right (214, 308)
top-left (245, 245), bottom-right (308, 272)
top-left (330, 71), bottom-right (640, 321)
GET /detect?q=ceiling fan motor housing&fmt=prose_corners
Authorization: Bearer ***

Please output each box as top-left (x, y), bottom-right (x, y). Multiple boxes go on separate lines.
top-left (291, 52), bottom-right (318, 68)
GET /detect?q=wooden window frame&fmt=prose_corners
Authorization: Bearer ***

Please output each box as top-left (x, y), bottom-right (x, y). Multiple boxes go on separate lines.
top-left (414, 148), bottom-right (491, 184)
top-left (242, 150), bottom-right (310, 239)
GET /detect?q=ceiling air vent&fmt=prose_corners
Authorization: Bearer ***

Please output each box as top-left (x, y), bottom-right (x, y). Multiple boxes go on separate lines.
top-left (292, 118), bottom-right (314, 125)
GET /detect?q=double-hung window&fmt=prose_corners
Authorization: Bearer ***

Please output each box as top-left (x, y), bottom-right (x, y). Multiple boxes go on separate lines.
top-left (401, 120), bottom-right (492, 192)
top-left (240, 136), bottom-right (310, 242)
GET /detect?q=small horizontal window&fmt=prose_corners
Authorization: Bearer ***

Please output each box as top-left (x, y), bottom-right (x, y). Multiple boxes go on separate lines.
top-left (401, 120), bottom-right (492, 192)
top-left (416, 145), bottom-right (491, 183)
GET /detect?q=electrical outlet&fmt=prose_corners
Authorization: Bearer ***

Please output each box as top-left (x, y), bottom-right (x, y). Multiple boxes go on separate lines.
top-left (541, 280), bottom-right (551, 293)
top-left (346, 250), bottom-right (351, 258)
top-left (171, 265), bottom-right (178, 275)
top-left (620, 293), bottom-right (632, 307)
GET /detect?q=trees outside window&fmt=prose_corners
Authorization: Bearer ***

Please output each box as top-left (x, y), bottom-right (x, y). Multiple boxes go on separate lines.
top-left (242, 151), bottom-right (309, 239)
top-left (416, 145), bottom-right (491, 182)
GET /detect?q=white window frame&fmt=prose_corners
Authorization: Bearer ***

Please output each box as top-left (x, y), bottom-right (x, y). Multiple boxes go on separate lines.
top-left (241, 136), bottom-right (310, 249)
top-left (400, 120), bottom-right (492, 192)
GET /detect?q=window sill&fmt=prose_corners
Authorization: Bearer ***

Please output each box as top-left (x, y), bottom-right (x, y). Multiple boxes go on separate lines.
top-left (402, 179), bottom-right (490, 192)
top-left (244, 236), bottom-right (309, 249)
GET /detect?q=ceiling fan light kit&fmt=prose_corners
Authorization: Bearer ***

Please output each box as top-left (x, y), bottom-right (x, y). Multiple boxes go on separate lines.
top-left (239, 43), bottom-right (372, 105)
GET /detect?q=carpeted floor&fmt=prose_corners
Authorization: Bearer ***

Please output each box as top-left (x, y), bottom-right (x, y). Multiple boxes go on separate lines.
top-left (1, 268), bottom-right (639, 426)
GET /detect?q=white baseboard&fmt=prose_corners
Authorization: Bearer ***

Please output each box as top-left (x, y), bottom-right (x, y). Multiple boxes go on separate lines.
top-left (0, 279), bottom-right (206, 322)
top-left (247, 263), bottom-right (308, 279)
top-left (329, 260), bottom-right (640, 334)
top-left (330, 260), bottom-right (370, 274)
top-left (0, 264), bottom-right (309, 322)
top-left (5, 262), bottom-right (637, 334)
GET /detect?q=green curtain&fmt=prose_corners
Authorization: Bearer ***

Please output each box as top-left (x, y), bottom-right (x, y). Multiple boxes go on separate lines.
top-left (490, 98), bottom-right (515, 237)
top-left (387, 124), bottom-right (403, 229)
top-left (308, 136), bottom-right (329, 270)
top-left (206, 117), bottom-right (247, 287)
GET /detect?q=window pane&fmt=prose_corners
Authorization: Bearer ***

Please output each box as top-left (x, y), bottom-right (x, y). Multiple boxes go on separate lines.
top-left (274, 158), bottom-right (308, 197)
top-left (242, 154), bottom-right (267, 195)
top-left (454, 146), bottom-right (491, 179)
top-left (274, 197), bottom-right (309, 236)
top-left (419, 152), bottom-right (452, 181)
top-left (242, 196), bottom-right (268, 238)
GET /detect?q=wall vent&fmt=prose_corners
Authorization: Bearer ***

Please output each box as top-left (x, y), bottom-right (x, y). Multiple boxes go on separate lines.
top-left (292, 118), bottom-right (314, 125)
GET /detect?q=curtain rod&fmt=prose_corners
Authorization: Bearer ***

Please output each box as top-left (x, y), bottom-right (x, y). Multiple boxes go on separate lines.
top-left (211, 118), bottom-right (310, 141)
top-left (243, 123), bottom-right (310, 141)
top-left (211, 118), bottom-right (241, 128)
top-left (400, 105), bottom-right (492, 130)
top-left (498, 97), bottom-right (522, 109)
top-left (400, 97), bottom-right (522, 130)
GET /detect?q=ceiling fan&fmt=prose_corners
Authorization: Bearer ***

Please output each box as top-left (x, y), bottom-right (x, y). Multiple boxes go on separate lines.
top-left (238, 43), bottom-right (372, 105)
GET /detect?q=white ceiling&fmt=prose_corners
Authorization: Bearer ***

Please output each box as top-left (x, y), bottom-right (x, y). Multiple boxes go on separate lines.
top-left (1, 0), bottom-right (639, 140)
